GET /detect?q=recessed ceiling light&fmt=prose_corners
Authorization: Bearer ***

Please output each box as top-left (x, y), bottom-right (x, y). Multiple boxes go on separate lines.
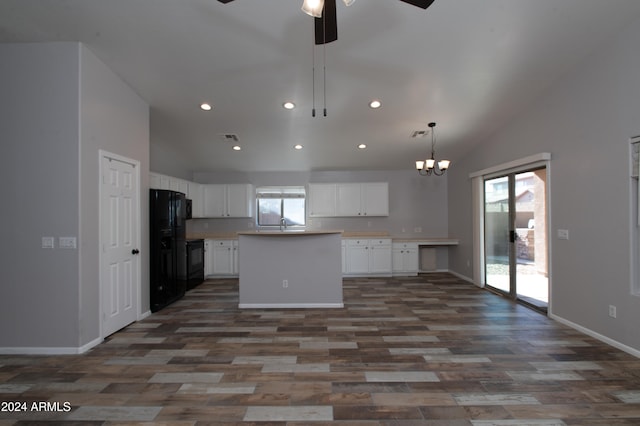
top-left (358, 144), bottom-right (367, 149)
top-left (369, 100), bottom-right (381, 109)
top-left (283, 102), bottom-right (296, 110)
top-left (232, 145), bottom-right (241, 151)
top-left (294, 144), bottom-right (303, 150)
top-left (200, 103), bottom-right (212, 111)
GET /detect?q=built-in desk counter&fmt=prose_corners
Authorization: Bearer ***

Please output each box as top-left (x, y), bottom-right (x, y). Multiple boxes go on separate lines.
top-left (392, 238), bottom-right (459, 246)
top-left (391, 238), bottom-right (458, 273)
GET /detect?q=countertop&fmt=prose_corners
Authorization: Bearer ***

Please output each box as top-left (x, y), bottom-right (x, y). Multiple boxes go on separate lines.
top-left (187, 231), bottom-right (458, 244)
top-left (237, 230), bottom-right (343, 236)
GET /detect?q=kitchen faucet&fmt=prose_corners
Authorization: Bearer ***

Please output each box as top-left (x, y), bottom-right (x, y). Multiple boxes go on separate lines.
top-left (279, 217), bottom-right (287, 231)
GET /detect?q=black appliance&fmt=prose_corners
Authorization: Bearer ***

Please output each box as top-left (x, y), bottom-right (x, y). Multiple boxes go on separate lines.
top-left (150, 189), bottom-right (187, 312)
top-left (185, 239), bottom-right (205, 290)
top-left (185, 199), bottom-right (193, 220)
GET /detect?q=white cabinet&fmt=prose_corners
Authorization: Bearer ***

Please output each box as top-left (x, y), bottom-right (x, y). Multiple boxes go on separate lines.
top-left (344, 238), bottom-right (392, 276)
top-left (205, 239), bottom-right (239, 276)
top-left (171, 178), bottom-right (189, 195)
top-left (149, 172), bottom-right (163, 189)
top-left (392, 242), bottom-right (419, 276)
top-left (369, 239), bottom-right (393, 274)
top-left (308, 183), bottom-right (337, 217)
top-left (204, 240), bottom-right (215, 276)
top-left (336, 184), bottom-right (362, 216)
top-left (203, 184), bottom-right (253, 218)
top-left (150, 172), bottom-right (172, 191)
top-left (361, 182), bottom-right (389, 216)
top-left (227, 184), bottom-right (253, 217)
top-left (149, 172), bottom-right (189, 195)
top-left (309, 182), bottom-right (388, 218)
top-left (345, 239), bottom-right (370, 274)
top-left (187, 182), bottom-right (205, 218)
top-left (204, 185), bottom-right (226, 217)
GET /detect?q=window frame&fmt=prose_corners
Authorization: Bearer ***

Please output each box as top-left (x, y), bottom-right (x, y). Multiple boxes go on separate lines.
top-left (256, 186), bottom-right (306, 228)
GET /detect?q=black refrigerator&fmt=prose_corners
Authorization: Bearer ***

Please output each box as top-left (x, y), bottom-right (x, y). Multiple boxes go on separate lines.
top-left (150, 189), bottom-right (187, 312)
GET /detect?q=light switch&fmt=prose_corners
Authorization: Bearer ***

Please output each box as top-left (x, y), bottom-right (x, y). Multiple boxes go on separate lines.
top-left (42, 237), bottom-right (55, 249)
top-left (59, 237), bottom-right (77, 249)
top-left (557, 229), bottom-right (569, 240)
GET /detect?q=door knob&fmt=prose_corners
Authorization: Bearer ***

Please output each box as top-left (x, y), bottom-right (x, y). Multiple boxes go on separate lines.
top-left (132, 249), bottom-right (140, 255)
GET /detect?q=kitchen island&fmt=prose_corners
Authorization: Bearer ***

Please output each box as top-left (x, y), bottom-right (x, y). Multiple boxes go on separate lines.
top-left (237, 230), bottom-right (343, 308)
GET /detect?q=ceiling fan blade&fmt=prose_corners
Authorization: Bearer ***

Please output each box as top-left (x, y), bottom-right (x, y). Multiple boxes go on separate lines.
top-left (398, 0), bottom-right (435, 9)
top-left (217, 0), bottom-right (235, 3)
top-left (314, 0), bottom-right (337, 44)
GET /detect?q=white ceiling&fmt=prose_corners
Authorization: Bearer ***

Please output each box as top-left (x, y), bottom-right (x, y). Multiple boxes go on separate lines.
top-left (2, 0), bottom-right (640, 172)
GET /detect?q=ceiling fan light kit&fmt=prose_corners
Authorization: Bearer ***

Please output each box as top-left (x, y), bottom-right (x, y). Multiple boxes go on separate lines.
top-left (416, 122), bottom-right (450, 176)
top-left (218, 0), bottom-right (433, 45)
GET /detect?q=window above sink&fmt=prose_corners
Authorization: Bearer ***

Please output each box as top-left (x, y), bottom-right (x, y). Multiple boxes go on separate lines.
top-left (256, 186), bottom-right (306, 229)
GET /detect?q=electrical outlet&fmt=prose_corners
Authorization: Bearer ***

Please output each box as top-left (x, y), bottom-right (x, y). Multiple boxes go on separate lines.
top-left (609, 305), bottom-right (617, 318)
top-left (59, 237), bottom-right (77, 249)
top-left (282, 280), bottom-right (288, 288)
top-left (557, 229), bottom-right (569, 240)
top-left (414, 227), bottom-right (422, 233)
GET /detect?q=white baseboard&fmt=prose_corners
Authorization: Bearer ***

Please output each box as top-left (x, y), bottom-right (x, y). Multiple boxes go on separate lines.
top-left (239, 303), bottom-right (344, 309)
top-left (445, 269), bottom-right (477, 285)
top-left (139, 310), bottom-right (152, 320)
top-left (549, 313), bottom-right (640, 358)
top-left (0, 335), bottom-right (103, 356)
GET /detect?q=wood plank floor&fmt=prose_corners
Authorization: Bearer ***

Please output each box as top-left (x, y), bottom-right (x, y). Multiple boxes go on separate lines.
top-left (2, 273), bottom-right (640, 425)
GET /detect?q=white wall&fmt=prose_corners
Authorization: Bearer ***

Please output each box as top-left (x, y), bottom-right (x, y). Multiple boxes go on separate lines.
top-left (448, 17), bottom-right (640, 353)
top-left (0, 43), bottom-right (81, 349)
top-left (0, 43), bottom-right (149, 352)
top-left (79, 45), bottom-right (150, 347)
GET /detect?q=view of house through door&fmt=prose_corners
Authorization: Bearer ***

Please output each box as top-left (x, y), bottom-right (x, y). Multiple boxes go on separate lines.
top-left (100, 152), bottom-right (140, 337)
top-left (484, 167), bottom-right (548, 311)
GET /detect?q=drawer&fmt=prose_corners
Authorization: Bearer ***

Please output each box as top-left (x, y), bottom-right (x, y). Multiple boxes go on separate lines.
top-left (346, 239), bottom-right (367, 246)
top-left (392, 242), bottom-right (418, 250)
top-left (370, 239), bottom-right (391, 246)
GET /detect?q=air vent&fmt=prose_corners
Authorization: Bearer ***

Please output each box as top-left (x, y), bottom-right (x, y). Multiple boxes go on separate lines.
top-left (219, 133), bottom-right (239, 142)
top-left (411, 129), bottom-right (430, 138)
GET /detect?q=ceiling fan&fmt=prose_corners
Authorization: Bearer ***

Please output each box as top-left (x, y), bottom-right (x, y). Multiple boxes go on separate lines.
top-left (217, 0), bottom-right (435, 45)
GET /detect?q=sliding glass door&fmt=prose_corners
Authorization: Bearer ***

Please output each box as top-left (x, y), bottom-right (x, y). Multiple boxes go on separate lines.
top-left (484, 168), bottom-right (548, 311)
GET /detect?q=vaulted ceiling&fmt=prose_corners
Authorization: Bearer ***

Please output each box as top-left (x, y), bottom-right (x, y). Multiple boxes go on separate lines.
top-left (2, 0), bottom-right (640, 172)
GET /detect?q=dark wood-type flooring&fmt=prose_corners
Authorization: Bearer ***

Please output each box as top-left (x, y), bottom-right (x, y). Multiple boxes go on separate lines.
top-left (2, 273), bottom-right (640, 425)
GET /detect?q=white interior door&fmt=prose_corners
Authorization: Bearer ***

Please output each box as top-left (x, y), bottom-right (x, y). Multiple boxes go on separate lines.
top-left (101, 153), bottom-right (139, 337)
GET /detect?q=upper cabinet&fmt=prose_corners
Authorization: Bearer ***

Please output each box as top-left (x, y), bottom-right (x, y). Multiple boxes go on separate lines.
top-left (360, 182), bottom-right (389, 216)
top-left (308, 183), bottom-right (337, 217)
top-left (150, 172), bottom-right (252, 218)
top-left (309, 182), bottom-right (388, 217)
top-left (187, 182), bottom-right (204, 218)
top-left (338, 182), bottom-right (389, 217)
top-left (204, 183), bottom-right (253, 218)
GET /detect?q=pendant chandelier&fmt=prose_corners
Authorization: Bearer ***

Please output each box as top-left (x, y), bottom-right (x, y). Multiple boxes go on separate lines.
top-left (415, 122), bottom-right (450, 176)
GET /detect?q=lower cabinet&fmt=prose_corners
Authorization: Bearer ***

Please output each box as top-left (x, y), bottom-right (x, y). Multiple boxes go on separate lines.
top-left (344, 239), bottom-right (392, 276)
top-left (205, 239), bottom-right (238, 277)
top-left (392, 242), bottom-right (419, 276)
